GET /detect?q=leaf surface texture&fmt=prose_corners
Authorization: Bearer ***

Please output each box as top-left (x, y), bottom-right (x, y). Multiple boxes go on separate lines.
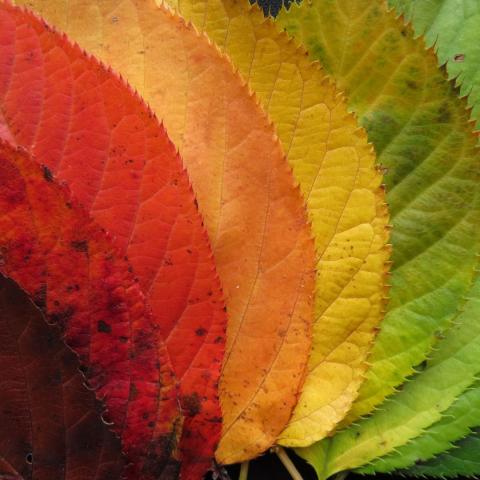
top-left (276, 0), bottom-right (480, 423)
top-left (0, 139), bottom-right (181, 479)
top-left (14, 0), bottom-right (317, 463)
top-left (298, 271), bottom-right (480, 478)
top-left (389, 0), bottom-right (480, 129)
top-left (165, 0), bottom-right (390, 447)
top-left (0, 3), bottom-right (227, 476)
top-left (0, 276), bottom-right (125, 480)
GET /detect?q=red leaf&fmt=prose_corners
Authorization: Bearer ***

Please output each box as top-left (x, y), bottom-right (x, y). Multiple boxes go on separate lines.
top-left (0, 3), bottom-right (227, 477)
top-left (0, 275), bottom-right (125, 479)
top-left (0, 140), bottom-right (181, 479)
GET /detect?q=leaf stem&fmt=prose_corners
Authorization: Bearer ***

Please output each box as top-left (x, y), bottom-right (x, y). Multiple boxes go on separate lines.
top-left (273, 446), bottom-right (304, 480)
top-left (239, 461), bottom-right (249, 480)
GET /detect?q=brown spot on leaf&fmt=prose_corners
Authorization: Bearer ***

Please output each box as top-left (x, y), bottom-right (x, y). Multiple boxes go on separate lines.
top-left (70, 240), bottom-right (88, 253)
top-left (181, 392), bottom-right (202, 417)
top-left (97, 320), bottom-right (112, 334)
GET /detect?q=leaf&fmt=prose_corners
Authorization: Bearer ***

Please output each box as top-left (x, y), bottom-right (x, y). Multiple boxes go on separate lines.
top-left (165, 0), bottom-right (389, 447)
top-left (0, 275), bottom-right (125, 480)
top-left (275, 0), bottom-right (480, 423)
top-left (296, 271), bottom-right (480, 479)
top-left (389, 0), bottom-right (480, 130)
top-left (0, 3), bottom-right (227, 477)
top-left (14, 0), bottom-right (317, 464)
top-left (404, 428), bottom-right (480, 478)
top-left (359, 379), bottom-right (480, 473)
top-left (0, 139), bottom-right (181, 479)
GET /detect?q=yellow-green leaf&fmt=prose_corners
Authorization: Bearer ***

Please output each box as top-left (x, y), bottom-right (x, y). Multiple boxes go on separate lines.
top-left (276, 0), bottom-right (480, 423)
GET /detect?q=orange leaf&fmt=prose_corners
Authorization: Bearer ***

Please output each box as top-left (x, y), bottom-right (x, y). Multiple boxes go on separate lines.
top-left (0, 140), bottom-right (181, 479)
top-left (4, 0), bottom-right (316, 464)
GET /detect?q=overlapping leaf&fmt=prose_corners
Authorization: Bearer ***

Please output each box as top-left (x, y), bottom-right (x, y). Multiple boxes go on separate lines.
top-left (0, 140), bottom-right (181, 478)
top-left (165, 0), bottom-right (389, 448)
top-left (0, 4), bottom-right (227, 477)
top-left (14, 0), bottom-right (317, 464)
top-left (0, 275), bottom-right (125, 479)
top-left (276, 0), bottom-right (480, 424)
top-left (360, 378), bottom-right (480, 474)
top-left (390, 0), bottom-right (480, 129)
top-left (406, 427), bottom-right (480, 478)
top-left (298, 269), bottom-right (480, 479)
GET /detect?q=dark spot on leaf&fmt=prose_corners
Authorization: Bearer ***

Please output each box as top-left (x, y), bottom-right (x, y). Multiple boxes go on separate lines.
top-left (214, 336), bottom-right (223, 344)
top-left (208, 416), bottom-right (222, 423)
top-left (42, 165), bottom-right (53, 182)
top-left (70, 240), bottom-right (88, 253)
top-left (437, 104), bottom-right (451, 123)
top-left (129, 383), bottom-right (139, 401)
top-left (195, 327), bottom-right (207, 336)
top-left (454, 53), bottom-right (465, 62)
top-left (119, 335), bottom-right (128, 343)
top-left (406, 79), bottom-right (417, 90)
top-left (97, 320), bottom-right (112, 333)
top-left (181, 392), bottom-right (202, 417)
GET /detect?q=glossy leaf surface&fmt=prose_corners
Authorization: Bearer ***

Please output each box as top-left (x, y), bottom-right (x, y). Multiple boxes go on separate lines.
top-left (276, 0), bottom-right (480, 423)
top-left (14, 0), bottom-right (317, 463)
top-left (0, 140), bottom-right (181, 479)
top-left (0, 4), bottom-right (227, 476)
top-left (0, 275), bottom-right (125, 480)
top-left (165, 0), bottom-right (389, 447)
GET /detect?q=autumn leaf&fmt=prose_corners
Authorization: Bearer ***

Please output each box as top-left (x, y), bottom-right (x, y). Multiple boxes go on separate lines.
top-left (14, 0), bottom-right (317, 464)
top-left (0, 3), bottom-right (227, 477)
top-left (0, 275), bottom-right (125, 480)
top-left (275, 0), bottom-right (480, 424)
top-left (165, 0), bottom-right (390, 448)
top-left (0, 139), bottom-right (181, 479)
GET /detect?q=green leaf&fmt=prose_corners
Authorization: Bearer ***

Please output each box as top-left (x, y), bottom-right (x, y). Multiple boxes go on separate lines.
top-left (296, 272), bottom-right (480, 478)
top-left (389, 0), bottom-right (480, 130)
top-left (275, 0), bottom-right (480, 425)
top-left (405, 427), bottom-right (480, 478)
top-left (358, 375), bottom-right (480, 473)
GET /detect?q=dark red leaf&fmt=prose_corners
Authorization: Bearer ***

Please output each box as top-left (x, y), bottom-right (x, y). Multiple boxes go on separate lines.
top-left (0, 275), bottom-right (125, 480)
top-left (0, 4), bottom-right (226, 477)
top-left (0, 140), bottom-right (181, 479)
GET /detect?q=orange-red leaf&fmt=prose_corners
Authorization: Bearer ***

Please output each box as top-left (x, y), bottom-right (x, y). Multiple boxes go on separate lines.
top-left (0, 276), bottom-right (125, 479)
top-left (0, 3), bottom-right (227, 476)
top-left (0, 140), bottom-right (181, 479)
top-left (11, 0), bottom-right (316, 462)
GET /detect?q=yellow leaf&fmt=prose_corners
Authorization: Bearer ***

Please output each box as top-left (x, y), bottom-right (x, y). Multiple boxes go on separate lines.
top-left (16, 0), bottom-right (316, 463)
top-left (164, 0), bottom-right (390, 446)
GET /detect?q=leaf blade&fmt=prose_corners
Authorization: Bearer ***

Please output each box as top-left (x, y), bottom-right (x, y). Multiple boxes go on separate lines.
top-left (0, 3), bottom-right (228, 475)
top-left (0, 276), bottom-right (125, 480)
top-left (0, 138), bottom-right (182, 478)
top-left (166, 0), bottom-right (390, 447)
top-left (12, 0), bottom-right (316, 464)
top-left (276, 0), bottom-right (480, 425)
